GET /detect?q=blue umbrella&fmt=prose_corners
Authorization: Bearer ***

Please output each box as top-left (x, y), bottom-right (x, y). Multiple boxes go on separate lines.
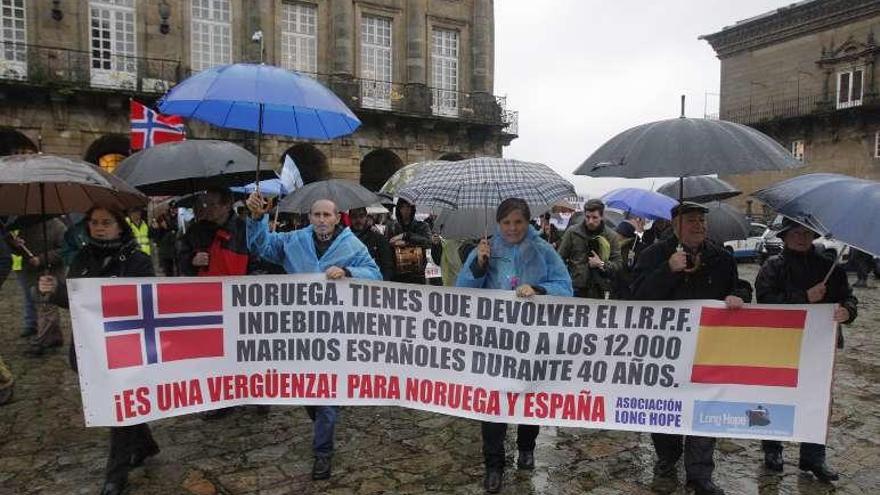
top-left (230, 178), bottom-right (288, 197)
top-left (158, 64), bottom-right (360, 139)
top-left (752, 173), bottom-right (880, 257)
top-left (158, 63), bottom-right (361, 183)
top-left (601, 188), bottom-right (678, 220)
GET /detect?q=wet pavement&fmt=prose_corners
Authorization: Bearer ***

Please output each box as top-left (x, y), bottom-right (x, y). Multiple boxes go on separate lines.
top-left (1, 264), bottom-right (878, 494)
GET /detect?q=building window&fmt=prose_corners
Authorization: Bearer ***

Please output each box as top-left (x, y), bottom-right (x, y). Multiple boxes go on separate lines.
top-left (431, 28), bottom-right (459, 117)
top-left (874, 131), bottom-right (880, 159)
top-left (837, 67), bottom-right (863, 109)
top-left (89, 0), bottom-right (136, 89)
top-left (191, 0), bottom-right (231, 72)
top-left (0, 0), bottom-right (26, 80)
top-left (280, 2), bottom-right (317, 74)
top-left (790, 139), bottom-right (804, 162)
top-left (360, 15), bottom-right (392, 110)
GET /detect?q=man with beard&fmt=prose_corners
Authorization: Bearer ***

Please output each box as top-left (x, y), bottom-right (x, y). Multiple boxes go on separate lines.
top-left (754, 218), bottom-right (857, 483)
top-left (557, 199), bottom-right (622, 298)
top-left (246, 193), bottom-right (381, 482)
top-left (630, 202), bottom-right (746, 495)
top-left (385, 198), bottom-right (432, 284)
top-left (348, 207), bottom-right (394, 280)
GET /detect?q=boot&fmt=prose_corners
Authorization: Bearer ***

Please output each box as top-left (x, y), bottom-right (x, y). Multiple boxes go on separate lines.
top-left (312, 456), bottom-right (331, 480)
top-left (763, 450), bottom-right (783, 472)
top-left (483, 468), bottom-right (502, 493)
top-left (653, 457), bottom-right (677, 478)
top-left (798, 461), bottom-right (839, 482)
top-left (517, 450), bottom-right (535, 470)
top-left (685, 478), bottom-right (725, 495)
top-left (100, 480), bottom-right (125, 495)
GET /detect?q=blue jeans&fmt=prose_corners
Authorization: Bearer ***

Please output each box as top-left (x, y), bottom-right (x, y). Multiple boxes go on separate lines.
top-left (311, 406), bottom-right (338, 457)
top-left (16, 272), bottom-right (35, 330)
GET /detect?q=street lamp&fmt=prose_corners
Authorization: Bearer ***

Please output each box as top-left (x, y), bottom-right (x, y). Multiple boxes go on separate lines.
top-left (158, 1), bottom-right (171, 35)
top-left (252, 30), bottom-right (264, 63)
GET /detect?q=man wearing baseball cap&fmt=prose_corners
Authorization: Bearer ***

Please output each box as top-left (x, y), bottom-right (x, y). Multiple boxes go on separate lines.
top-left (631, 201), bottom-right (747, 495)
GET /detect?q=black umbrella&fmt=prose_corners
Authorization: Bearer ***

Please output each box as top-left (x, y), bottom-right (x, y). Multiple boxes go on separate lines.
top-left (114, 139), bottom-right (275, 196)
top-left (277, 179), bottom-right (380, 214)
top-left (657, 176), bottom-right (742, 203)
top-left (575, 97), bottom-right (802, 181)
top-left (705, 201), bottom-right (750, 243)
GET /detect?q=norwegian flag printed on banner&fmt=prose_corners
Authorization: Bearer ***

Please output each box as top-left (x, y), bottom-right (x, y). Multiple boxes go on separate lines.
top-left (101, 282), bottom-right (224, 370)
top-left (130, 100), bottom-right (185, 150)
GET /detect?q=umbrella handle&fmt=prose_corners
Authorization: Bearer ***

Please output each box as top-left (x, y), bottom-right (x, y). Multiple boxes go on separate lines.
top-left (822, 249), bottom-right (845, 284)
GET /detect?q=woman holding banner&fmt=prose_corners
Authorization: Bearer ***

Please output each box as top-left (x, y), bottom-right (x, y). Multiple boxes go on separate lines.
top-left (38, 205), bottom-right (159, 495)
top-left (456, 197), bottom-right (572, 493)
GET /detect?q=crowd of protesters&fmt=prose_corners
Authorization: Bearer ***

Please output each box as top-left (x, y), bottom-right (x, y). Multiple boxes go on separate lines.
top-left (0, 191), bottom-right (871, 495)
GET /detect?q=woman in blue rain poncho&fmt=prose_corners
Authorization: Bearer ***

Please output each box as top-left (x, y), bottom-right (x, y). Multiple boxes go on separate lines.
top-left (456, 197), bottom-right (572, 494)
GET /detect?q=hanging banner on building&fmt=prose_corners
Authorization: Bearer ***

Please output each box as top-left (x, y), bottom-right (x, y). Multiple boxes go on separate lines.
top-left (67, 274), bottom-right (836, 443)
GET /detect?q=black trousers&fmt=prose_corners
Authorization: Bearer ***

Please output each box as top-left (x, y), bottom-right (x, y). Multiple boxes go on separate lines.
top-left (482, 421), bottom-right (539, 470)
top-left (105, 424), bottom-right (158, 484)
top-left (762, 440), bottom-right (825, 465)
top-left (652, 433), bottom-right (715, 481)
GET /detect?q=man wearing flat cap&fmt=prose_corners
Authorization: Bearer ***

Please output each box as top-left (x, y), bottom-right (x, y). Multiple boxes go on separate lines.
top-left (753, 218), bottom-right (857, 483)
top-left (630, 201), bottom-right (747, 495)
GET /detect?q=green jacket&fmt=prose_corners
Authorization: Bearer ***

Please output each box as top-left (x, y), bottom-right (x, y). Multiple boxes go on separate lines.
top-left (557, 221), bottom-right (622, 292)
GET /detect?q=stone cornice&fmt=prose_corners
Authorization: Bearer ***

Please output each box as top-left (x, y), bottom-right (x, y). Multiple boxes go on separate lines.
top-left (701, 0), bottom-right (880, 58)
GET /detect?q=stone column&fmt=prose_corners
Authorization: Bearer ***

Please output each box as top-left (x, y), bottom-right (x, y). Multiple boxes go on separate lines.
top-left (471, 0), bottom-right (494, 93)
top-left (406, 0), bottom-right (428, 113)
top-left (331, 0), bottom-right (354, 76)
top-left (407, 0), bottom-right (427, 85)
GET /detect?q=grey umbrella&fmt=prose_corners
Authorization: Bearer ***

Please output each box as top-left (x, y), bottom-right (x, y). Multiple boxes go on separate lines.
top-left (574, 108), bottom-right (802, 179)
top-left (0, 154), bottom-right (146, 215)
top-left (705, 201), bottom-right (750, 243)
top-left (657, 176), bottom-right (742, 203)
top-left (114, 139), bottom-right (275, 196)
top-left (278, 179), bottom-right (379, 214)
top-left (752, 173), bottom-right (880, 257)
top-left (0, 153), bottom-right (147, 265)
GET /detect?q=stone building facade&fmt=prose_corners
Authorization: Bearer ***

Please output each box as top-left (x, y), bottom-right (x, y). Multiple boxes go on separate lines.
top-left (701, 0), bottom-right (880, 216)
top-left (0, 0), bottom-right (516, 189)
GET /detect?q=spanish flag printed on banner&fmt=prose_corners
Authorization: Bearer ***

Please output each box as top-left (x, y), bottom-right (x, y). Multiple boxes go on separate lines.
top-left (691, 307), bottom-right (807, 387)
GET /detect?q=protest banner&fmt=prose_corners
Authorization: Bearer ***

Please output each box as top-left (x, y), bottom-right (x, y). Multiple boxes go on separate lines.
top-left (67, 274), bottom-right (836, 443)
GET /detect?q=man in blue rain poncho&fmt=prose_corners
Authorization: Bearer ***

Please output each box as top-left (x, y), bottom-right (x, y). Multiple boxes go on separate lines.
top-left (245, 192), bottom-right (381, 482)
top-left (456, 198), bottom-right (572, 494)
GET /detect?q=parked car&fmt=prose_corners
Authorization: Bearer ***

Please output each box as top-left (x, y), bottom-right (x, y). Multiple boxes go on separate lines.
top-left (724, 222), bottom-right (768, 262)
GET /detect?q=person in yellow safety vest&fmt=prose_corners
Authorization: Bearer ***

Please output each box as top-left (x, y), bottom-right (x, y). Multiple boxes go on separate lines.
top-left (127, 208), bottom-right (151, 256)
top-left (5, 230), bottom-right (36, 337)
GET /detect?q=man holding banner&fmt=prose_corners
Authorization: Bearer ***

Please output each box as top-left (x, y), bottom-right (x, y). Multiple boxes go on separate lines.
top-left (631, 201), bottom-right (746, 495)
top-left (754, 218), bottom-right (858, 482)
top-left (245, 192), bottom-right (381, 481)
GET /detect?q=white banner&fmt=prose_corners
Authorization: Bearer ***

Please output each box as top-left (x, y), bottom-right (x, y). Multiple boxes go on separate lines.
top-left (68, 274), bottom-right (836, 443)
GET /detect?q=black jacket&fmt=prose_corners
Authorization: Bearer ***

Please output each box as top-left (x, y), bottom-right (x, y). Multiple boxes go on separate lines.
top-left (631, 236), bottom-right (745, 301)
top-left (755, 247), bottom-right (857, 324)
top-left (354, 227), bottom-right (395, 281)
top-left (51, 237), bottom-right (154, 372)
top-left (53, 239), bottom-right (154, 310)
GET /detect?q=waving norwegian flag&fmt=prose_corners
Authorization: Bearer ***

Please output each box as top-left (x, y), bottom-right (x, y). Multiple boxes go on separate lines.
top-left (130, 100), bottom-right (185, 150)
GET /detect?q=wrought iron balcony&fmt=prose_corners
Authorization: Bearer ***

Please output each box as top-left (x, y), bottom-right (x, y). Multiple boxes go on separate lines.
top-left (719, 91), bottom-right (878, 126)
top-left (0, 41), bottom-right (518, 134)
top-left (319, 75), bottom-right (518, 133)
top-left (0, 41), bottom-right (181, 94)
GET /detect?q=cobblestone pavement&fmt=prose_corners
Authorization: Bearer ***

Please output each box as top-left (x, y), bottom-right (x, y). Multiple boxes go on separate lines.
top-left (1, 265), bottom-right (878, 494)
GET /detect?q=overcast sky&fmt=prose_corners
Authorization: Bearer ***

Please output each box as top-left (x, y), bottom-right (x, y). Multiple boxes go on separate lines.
top-left (494, 0), bottom-right (793, 198)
